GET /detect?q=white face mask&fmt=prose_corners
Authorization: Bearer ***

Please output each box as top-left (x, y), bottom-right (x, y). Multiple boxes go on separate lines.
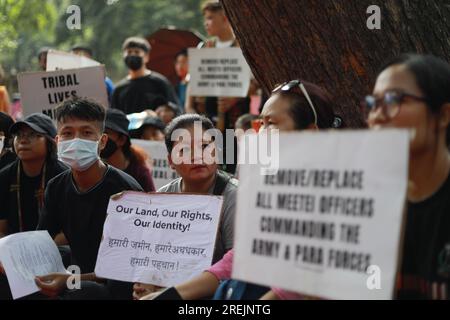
top-left (0, 136), bottom-right (4, 153)
top-left (57, 138), bottom-right (99, 171)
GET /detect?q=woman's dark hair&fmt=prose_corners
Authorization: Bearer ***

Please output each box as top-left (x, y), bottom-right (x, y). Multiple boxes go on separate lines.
top-left (272, 80), bottom-right (344, 130)
top-left (0, 111), bottom-right (14, 148)
top-left (121, 137), bottom-right (148, 166)
top-left (164, 114), bottom-right (215, 153)
top-left (380, 54), bottom-right (450, 144)
top-left (56, 98), bottom-right (106, 132)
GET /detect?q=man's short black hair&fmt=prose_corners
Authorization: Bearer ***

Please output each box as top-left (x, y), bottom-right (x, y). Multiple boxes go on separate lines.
top-left (175, 48), bottom-right (188, 60)
top-left (201, 0), bottom-right (223, 14)
top-left (164, 114), bottom-right (215, 153)
top-left (71, 45), bottom-right (93, 57)
top-left (56, 98), bottom-right (106, 131)
top-left (122, 37), bottom-right (151, 53)
top-left (38, 47), bottom-right (51, 59)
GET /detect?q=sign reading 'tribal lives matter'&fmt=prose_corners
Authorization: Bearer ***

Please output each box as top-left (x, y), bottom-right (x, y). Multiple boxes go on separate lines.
top-left (232, 130), bottom-right (410, 300)
top-left (17, 66), bottom-right (108, 119)
top-left (95, 192), bottom-right (223, 287)
top-left (131, 139), bottom-right (179, 190)
top-left (188, 47), bottom-right (251, 97)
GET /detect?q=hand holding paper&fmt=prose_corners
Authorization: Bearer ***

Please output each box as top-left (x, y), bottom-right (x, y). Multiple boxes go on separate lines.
top-left (35, 273), bottom-right (71, 298)
top-left (0, 231), bottom-right (68, 299)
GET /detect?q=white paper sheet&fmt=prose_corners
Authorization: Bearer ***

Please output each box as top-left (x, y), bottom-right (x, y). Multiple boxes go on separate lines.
top-left (0, 231), bottom-right (67, 299)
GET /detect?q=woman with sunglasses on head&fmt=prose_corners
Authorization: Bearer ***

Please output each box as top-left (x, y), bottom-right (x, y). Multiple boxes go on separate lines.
top-left (136, 79), bottom-right (343, 300)
top-left (365, 54), bottom-right (450, 300)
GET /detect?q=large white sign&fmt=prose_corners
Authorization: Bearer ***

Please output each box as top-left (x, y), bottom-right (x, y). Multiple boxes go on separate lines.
top-left (18, 66), bottom-right (108, 119)
top-left (131, 139), bottom-right (179, 190)
top-left (232, 130), bottom-right (410, 300)
top-left (95, 192), bottom-right (223, 287)
top-left (46, 50), bottom-right (101, 71)
top-left (188, 47), bottom-right (251, 97)
top-left (0, 231), bottom-right (67, 299)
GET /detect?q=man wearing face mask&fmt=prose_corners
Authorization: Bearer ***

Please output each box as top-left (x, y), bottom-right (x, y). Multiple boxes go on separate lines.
top-left (111, 37), bottom-right (179, 114)
top-left (35, 98), bottom-right (143, 300)
top-left (101, 108), bottom-right (155, 192)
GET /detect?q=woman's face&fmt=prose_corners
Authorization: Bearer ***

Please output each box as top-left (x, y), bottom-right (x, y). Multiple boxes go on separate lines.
top-left (260, 94), bottom-right (297, 132)
top-left (368, 64), bottom-right (438, 155)
top-left (13, 125), bottom-right (48, 161)
top-left (168, 125), bottom-right (217, 184)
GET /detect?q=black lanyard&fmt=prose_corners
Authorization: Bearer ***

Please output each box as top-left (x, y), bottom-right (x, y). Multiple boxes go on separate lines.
top-left (11, 162), bottom-right (46, 232)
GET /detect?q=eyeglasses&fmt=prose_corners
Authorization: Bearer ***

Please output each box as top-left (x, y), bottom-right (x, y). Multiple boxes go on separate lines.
top-left (363, 90), bottom-right (427, 119)
top-left (272, 80), bottom-right (318, 125)
top-left (13, 131), bottom-right (44, 141)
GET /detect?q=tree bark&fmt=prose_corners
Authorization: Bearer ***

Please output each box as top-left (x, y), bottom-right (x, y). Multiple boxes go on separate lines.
top-left (221, 0), bottom-right (450, 127)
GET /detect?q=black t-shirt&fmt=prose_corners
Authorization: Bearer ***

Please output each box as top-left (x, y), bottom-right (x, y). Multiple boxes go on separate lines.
top-left (38, 165), bottom-right (143, 273)
top-left (0, 159), bottom-right (68, 234)
top-left (396, 173), bottom-right (450, 299)
top-left (111, 72), bottom-right (179, 114)
top-left (0, 150), bottom-right (16, 170)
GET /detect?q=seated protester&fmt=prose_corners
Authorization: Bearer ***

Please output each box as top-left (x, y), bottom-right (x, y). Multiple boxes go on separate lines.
top-left (133, 114), bottom-right (238, 299)
top-left (137, 80), bottom-right (343, 300)
top-left (130, 116), bottom-right (166, 142)
top-left (156, 101), bottom-right (180, 125)
top-left (101, 109), bottom-right (156, 192)
top-left (0, 113), bottom-right (68, 237)
top-left (0, 113), bottom-right (68, 300)
top-left (35, 98), bottom-right (143, 300)
top-left (0, 112), bottom-right (16, 168)
top-left (364, 54), bottom-right (450, 300)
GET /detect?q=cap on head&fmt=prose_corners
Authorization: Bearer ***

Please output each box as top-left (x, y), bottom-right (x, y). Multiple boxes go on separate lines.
top-left (142, 116), bottom-right (166, 132)
top-left (105, 109), bottom-right (130, 137)
top-left (10, 113), bottom-right (57, 139)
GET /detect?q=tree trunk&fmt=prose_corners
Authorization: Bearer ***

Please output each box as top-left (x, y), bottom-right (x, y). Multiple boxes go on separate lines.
top-left (221, 0), bottom-right (450, 127)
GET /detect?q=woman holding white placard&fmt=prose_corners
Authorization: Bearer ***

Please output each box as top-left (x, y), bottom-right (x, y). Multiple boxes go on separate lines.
top-left (136, 79), bottom-right (343, 300)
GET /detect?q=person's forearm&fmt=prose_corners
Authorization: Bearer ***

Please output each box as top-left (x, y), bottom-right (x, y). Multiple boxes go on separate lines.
top-left (54, 232), bottom-right (68, 246)
top-left (80, 272), bottom-right (104, 283)
top-left (175, 271), bottom-right (219, 300)
top-left (260, 290), bottom-right (280, 300)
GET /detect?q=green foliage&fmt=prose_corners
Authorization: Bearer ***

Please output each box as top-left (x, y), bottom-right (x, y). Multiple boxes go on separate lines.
top-left (0, 0), bottom-right (206, 90)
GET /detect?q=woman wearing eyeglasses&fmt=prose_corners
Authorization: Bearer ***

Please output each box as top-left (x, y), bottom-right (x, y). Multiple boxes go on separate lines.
top-left (0, 114), bottom-right (68, 238)
top-left (136, 80), bottom-right (343, 300)
top-left (0, 113), bottom-right (69, 299)
top-left (365, 54), bottom-right (450, 300)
